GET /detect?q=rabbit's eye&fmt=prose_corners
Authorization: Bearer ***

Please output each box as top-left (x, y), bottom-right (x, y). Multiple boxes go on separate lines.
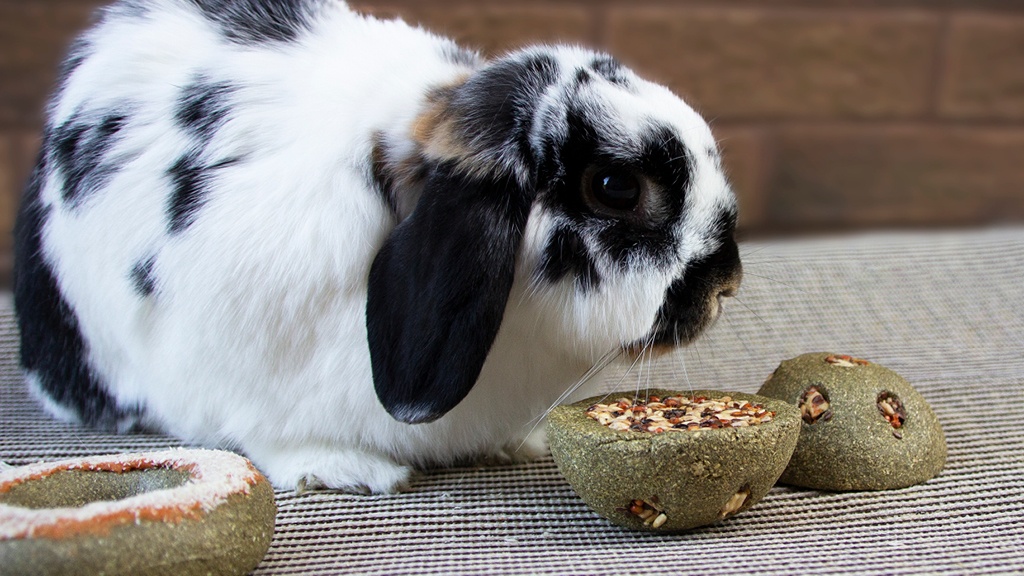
top-left (591, 168), bottom-right (641, 211)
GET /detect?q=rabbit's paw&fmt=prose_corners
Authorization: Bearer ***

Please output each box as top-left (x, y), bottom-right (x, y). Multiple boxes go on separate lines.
top-left (484, 427), bottom-right (550, 464)
top-left (252, 445), bottom-right (413, 494)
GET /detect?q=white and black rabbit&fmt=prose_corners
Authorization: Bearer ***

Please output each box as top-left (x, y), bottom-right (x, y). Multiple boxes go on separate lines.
top-left (14, 0), bottom-right (742, 492)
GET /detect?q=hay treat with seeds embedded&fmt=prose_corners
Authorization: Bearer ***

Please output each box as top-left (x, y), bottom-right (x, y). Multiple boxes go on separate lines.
top-left (0, 448), bottom-right (276, 576)
top-left (758, 352), bottom-right (947, 491)
top-left (548, 389), bottom-right (800, 532)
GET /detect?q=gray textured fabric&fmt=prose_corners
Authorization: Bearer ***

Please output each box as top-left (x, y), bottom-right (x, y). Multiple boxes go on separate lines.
top-left (2, 228), bottom-right (1023, 575)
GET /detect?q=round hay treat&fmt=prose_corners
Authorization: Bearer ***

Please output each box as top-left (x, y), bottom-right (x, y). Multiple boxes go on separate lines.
top-left (548, 389), bottom-right (800, 532)
top-left (0, 448), bottom-right (276, 576)
top-left (757, 352), bottom-right (947, 491)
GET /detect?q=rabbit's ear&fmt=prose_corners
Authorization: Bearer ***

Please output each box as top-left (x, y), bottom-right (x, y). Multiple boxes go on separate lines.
top-left (366, 162), bottom-right (533, 424)
top-left (366, 52), bottom-right (560, 424)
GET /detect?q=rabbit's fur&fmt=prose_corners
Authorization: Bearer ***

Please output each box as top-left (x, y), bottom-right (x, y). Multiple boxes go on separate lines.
top-left (15, 0), bottom-right (742, 492)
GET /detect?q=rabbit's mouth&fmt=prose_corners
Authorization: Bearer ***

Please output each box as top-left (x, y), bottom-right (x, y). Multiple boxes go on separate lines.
top-left (625, 287), bottom-right (736, 357)
top-left (626, 238), bottom-right (742, 356)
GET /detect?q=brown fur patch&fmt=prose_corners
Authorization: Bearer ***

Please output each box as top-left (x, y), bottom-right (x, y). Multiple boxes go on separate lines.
top-left (411, 75), bottom-right (478, 165)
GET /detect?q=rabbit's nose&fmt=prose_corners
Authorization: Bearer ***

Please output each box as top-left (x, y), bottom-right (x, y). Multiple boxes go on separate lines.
top-left (712, 274), bottom-right (741, 319)
top-left (716, 284), bottom-right (737, 305)
top-left (717, 285), bottom-right (737, 302)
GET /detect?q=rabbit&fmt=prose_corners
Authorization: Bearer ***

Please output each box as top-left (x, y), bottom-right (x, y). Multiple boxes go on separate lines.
top-left (14, 0), bottom-right (742, 493)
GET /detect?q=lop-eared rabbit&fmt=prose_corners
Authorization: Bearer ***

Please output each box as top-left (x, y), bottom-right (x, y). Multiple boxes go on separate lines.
top-left (15, 0), bottom-right (742, 492)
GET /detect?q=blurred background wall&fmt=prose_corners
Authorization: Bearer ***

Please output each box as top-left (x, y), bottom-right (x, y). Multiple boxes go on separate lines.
top-left (1, 0), bottom-right (1023, 286)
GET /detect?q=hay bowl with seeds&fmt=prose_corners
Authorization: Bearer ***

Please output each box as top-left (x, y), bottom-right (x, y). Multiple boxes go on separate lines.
top-left (757, 352), bottom-right (947, 491)
top-left (547, 389), bottom-right (800, 532)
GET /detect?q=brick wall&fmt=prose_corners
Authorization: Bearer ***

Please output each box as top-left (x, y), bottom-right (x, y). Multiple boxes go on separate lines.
top-left (1, 0), bottom-right (1022, 283)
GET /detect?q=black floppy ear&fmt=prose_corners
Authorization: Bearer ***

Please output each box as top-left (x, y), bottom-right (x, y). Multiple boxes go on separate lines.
top-left (367, 162), bottom-right (534, 424)
top-left (367, 51), bottom-right (561, 424)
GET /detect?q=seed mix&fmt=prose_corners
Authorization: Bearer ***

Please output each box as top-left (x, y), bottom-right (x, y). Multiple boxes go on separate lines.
top-left (798, 386), bottom-right (833, 424)
top-left (586, 395), bottom-right (775, 433)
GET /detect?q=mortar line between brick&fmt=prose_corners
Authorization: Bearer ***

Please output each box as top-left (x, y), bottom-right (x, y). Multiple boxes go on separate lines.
top-left (353, 0), bottom-right (1024, 11)
top-left (711, 119), bottom-right (1024, 131)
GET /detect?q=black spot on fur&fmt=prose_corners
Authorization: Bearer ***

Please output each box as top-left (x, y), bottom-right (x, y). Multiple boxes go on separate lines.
top-left (539, 225), bottom-right (601, 292)
top-left (187, 0), bottom-right (322, 45)
top-left (130, 255), bottom-right (157, 297)
top-left (168, 74), bottom-right (246, 234)
top-left (589, 55), bottom-right (631, 87)
top-left (166, 153), bottom-right (240, 234)
top-left (439, 43), bottom-right (480, 68)
top-left (573, 67), bottom-right (593, 87)
top-left (176, 76), bottom-right (235, 140)
top-left (169, 76), bottom-right (244, 234)
top-left (13, 150), bottom-right (138, 431)
top-left (50, 110), bottom-right (128, 207)
top-left (167, 151), bottom-right (208, 234)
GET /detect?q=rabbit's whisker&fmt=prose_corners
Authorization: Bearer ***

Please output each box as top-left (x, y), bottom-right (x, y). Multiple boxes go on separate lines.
top-left (516, 347), bottom-right (622, 452)
top-left (676, 348), bottom-right (693, 396)
top-left (739, 244), bottom-right (777, 259)
top-left (741, 271), bottom-right (806, 294)
top-left (731, 295), bottom-right (774, 334)
top-left (630, 336), bottom-right (656, 407)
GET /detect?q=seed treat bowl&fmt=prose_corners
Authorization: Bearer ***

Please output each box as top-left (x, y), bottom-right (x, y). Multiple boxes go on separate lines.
top-left (548, 389), bottom-right (801, 533)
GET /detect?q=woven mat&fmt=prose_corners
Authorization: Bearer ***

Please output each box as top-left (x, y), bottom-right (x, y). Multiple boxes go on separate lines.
top-left (2, 228), bottom-right (1023, 575)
